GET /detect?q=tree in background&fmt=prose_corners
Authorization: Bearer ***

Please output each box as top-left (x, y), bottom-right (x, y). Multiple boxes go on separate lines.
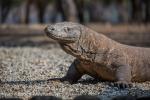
top-left (25, 0), bottom-right (49, 23)
top-left (131, 0), bottom-right (143, 22)
top-left (0, 0), bottom-right (13, 23)
top-left (144, 0), bottom-right (150, 23)
top-left (131, 0), bottom-right (150, 23)
top-left (74, 0), bottom-right (85, 23)
top-left (55, 0), bottom-right (78, 22)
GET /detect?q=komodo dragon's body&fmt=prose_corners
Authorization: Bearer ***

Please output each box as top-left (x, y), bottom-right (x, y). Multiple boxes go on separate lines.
top-left (45, 22), bottom-right (150, 88)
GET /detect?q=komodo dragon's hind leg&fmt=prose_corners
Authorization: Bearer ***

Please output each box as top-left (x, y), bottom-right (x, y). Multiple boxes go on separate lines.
top-left (60, 59), bottom-right (83, 84)
top-left (110, 64), bottom-right (133, 89)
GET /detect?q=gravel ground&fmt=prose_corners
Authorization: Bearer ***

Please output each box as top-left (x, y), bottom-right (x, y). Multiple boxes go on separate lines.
top-left (0, 46), bottom-right (150, 100)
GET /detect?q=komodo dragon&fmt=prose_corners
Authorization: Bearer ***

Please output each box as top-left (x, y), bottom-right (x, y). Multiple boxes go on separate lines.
top-left (45, 22), bottom-right (150, 88)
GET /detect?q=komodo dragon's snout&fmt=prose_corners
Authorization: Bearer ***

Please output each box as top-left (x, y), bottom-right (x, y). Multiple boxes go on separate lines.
top-left (45, 22), bottom-right (81, 43)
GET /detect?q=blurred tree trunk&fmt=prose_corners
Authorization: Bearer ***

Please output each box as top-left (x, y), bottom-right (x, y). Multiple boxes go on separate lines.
top-left (36, 0), bottom-right (48, 23)
top-left (20, 2), bottom-right (26, 23)
top-left (74, 0), bottom-right (84, 23)
top-left (131, 0), bottom-right (143, 23)
top-left (0, 0), bottom-right (13, 23)
top-left (25, 0), bottom-right (30, 23)
top-left (144, 0), bottom-right (150, 22)
top-left (25, 0), bottom-right (48, 24)
top-left (56, 0), bottom-right (78, 22)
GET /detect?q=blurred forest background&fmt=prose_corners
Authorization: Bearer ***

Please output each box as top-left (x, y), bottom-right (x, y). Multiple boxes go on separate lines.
top-left (0, 0), bottom-right (150, 47)
top-left (0, 0), bottom-right (150, 24)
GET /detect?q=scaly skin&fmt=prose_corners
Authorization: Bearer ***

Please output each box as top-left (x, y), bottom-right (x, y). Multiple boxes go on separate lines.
top-left (45, 22), bottom-right (150, 88)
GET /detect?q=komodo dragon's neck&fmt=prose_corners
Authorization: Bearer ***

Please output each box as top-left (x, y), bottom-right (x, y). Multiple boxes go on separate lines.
top-left (80, 27), bottom-right (119, 50)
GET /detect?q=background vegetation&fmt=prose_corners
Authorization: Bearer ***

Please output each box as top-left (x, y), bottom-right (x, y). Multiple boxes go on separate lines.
top-left (0, 0), bottom-right (150, 24)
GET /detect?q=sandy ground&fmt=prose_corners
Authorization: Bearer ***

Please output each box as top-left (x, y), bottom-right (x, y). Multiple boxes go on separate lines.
top-left (0, 45), bottom-right (150, 100)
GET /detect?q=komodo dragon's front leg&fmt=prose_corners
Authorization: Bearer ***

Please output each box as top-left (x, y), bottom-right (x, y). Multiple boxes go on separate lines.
top-left (60, 59), bottom-right (84, 84)
top-left (48, 59), bottom-right (83, 83)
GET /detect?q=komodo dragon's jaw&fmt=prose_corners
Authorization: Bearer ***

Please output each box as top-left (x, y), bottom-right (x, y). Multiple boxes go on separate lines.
top-left (44, 23), bottom-right (81, 43)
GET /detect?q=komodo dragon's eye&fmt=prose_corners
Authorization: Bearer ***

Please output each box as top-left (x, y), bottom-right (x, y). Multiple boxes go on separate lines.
top-left (64, 27), bottom-right (71, 32)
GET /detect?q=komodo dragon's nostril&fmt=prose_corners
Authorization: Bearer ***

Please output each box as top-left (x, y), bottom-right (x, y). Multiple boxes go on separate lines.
top-left (48, 25), bottom-right (55, 31)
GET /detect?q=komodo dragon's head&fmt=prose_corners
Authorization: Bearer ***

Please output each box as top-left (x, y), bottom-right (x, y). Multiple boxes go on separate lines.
top-left (45, 22), bottom-right (98, 60)
top-left (45, 22), bottom-right (82, 43)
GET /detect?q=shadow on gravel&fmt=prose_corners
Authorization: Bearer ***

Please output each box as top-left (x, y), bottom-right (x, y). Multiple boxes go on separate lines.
top-left (99, 86), bottom-right (150, 100)
top-left (0, 79), bottom-right (49, 85)
top-left (0, 78), bottom-right (103, 85)
top-left (77, 78), bottom-right (103, 84)
top-left (1, 79), bottom-right (150, 100)
top-left (1, 95), bottom-right (150, 100)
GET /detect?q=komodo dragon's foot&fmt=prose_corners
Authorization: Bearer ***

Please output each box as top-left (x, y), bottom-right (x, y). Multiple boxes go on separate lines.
top-left (109, 81), bottom-right (133, 89)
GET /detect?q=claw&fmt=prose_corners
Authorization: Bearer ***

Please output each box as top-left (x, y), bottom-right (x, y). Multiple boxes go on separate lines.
top-left (109, 82), bottom-right (132, 89)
